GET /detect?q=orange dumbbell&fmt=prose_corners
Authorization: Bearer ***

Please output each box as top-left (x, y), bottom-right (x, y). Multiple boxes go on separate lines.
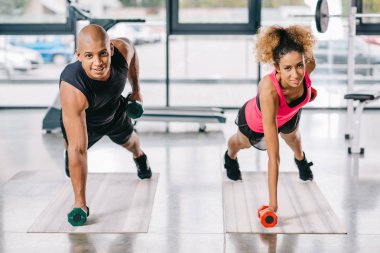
top-left (257, 205), bottom-right (278, 228)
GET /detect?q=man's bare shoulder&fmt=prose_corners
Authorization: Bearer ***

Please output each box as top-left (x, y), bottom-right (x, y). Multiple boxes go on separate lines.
top-left (111, 38), bottom-right (134, 65)
top-left (60, 81), bottom-right (89, 111)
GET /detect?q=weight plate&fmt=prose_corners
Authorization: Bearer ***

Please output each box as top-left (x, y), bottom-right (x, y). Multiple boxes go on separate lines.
top-left (315, 0), bottom-right (329, 33)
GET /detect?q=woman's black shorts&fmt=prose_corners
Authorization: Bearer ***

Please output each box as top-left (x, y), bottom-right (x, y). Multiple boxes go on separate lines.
top-left (235, 102), bottom-right (302, 150)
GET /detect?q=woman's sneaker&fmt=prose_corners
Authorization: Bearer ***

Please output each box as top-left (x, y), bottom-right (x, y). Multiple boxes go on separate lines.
top-left (134, 153), bottom-right (152, 179)
top-left (294, 152), bottom-right (313, 181)
top-left (224, 151), bottom-right (242, 181)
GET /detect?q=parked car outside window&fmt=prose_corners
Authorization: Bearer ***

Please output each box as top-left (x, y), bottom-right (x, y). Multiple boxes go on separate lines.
top-left (0, 42), bottom-right (43, 77)
top-left (8, 35), bottom-right (74, 64)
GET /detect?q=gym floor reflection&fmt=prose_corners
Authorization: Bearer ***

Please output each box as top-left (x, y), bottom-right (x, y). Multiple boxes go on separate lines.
top-left (1, 109), bottom-right (380, 253)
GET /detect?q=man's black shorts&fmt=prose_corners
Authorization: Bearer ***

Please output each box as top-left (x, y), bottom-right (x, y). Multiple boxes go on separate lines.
top-left (61, 105), bottom-right (134, 149)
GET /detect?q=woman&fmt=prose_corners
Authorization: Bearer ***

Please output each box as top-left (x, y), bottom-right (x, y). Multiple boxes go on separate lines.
top-left (224, 25), bottom-right (317, 214)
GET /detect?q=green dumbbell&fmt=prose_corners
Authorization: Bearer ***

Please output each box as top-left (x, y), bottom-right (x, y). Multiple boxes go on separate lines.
top-left (125, 94), bottom-right (144, 119)
top-left (67, 206), bottom-right (89, 226)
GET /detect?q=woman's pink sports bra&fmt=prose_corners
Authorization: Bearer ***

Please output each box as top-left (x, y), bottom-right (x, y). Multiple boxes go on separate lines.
top-left (245, 69), bottom-right (312, 133)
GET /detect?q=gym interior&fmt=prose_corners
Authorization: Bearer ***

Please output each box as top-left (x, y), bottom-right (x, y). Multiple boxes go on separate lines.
top-left (1, 0), bottom-right (380, 252)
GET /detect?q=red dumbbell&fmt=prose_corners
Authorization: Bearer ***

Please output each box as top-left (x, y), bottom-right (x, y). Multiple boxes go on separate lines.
top-left (257, 205), bottom-right (278, 228)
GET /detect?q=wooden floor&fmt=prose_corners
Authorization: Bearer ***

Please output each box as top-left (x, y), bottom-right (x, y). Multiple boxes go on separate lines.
top-left (3, 109), bottom-right (380, 252)
top-left (28, 173), bottom-right (159, 233)
top-left (223, 172), bottom-right (347, 234)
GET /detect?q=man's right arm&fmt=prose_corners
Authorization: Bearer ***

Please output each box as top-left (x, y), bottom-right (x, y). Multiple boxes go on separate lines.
top-left (60, 81), bottom-right (89, 182)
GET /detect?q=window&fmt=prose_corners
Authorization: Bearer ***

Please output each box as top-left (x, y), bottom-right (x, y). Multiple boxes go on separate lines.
top-left (355, 0), bottom-right (380, 35)
top-left (178, 0), bottom-right (249, 24)
top-left (169, 0), bottom-right (260, 35)
top-left (0, 0), bottom-right (67, 23)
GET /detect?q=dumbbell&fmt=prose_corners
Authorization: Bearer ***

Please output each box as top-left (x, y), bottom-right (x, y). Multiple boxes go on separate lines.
top-left (67, 206), bottom-right (89, 226)
top-left (257, 205), bottom-right (277, 228)
top-left (125, 93), bottom-right (144, 119)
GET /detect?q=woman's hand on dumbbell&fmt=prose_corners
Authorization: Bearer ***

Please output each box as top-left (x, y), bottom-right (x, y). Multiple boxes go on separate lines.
top-left (259, 205), bottom-right (276, 216)
top-left (268, 203), bottom-right (277, 213)
top-left (258, 204), bottom-right (278, 228)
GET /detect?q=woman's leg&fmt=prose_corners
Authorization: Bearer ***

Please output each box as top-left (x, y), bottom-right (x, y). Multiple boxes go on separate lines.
top-left (280, 127), bottom-right (304, 160)
top-left (280, 128), bottom-right (313, 181)
top-left (227, 129), bottom-right (252, 159)
top-left (224, 130), bottom-right (252, 181)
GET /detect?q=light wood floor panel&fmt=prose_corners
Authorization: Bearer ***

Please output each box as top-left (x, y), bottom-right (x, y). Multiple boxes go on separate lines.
top-left (28, 173), bottom-right (159, 233)
top-left (223, 172), bottom-right (347, 234)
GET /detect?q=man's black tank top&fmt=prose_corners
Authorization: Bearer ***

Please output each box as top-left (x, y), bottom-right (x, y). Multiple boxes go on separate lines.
top-left (60, 47), bottom-right (128, 128)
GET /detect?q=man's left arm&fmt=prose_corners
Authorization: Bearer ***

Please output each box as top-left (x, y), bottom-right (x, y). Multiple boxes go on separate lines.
top-left (112, 38), bottom-right (142, 102)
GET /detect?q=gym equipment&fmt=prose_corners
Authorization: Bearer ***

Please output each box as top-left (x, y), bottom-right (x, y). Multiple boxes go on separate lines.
top-left (67, 206), bottom-right (89, 226)
top-left (43, 103), bottom-right (226, 133)
top-left (344, 90), bottom-right (380, 155)
top-left (295, 0), bottom-right (380, 33)
top-left (296, 0), bottom-right (380, 154)
top-left (315, 0), bottom-right (329, 33)
top-left (41, 1), bottom-right (226, 133)
top-left (125, 94), bottom-right (144, 119)
top-left (42, 94), bottom-right (61, 133)
top-left (257, 205), bottom-right (278, 228)
top-left (135, 107), bottom-right (226, 132)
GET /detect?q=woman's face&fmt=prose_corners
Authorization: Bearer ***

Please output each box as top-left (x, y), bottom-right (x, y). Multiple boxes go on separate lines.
top-left (276, 51), bottom-right (305, 88)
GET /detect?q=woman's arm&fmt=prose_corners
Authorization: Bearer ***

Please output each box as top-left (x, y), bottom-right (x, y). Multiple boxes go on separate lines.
top-left (259, 76), bottom-right (280, 212)
top-left (306, 54), bottom-right (316, 74)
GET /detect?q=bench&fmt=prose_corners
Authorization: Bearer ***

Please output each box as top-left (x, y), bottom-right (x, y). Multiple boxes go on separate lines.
top-left (42, 96), bottom-right (226, 133)
top-left (344, 90), bottom-right (380, 154)
top-left (135, 107), bottom-right (226, 132)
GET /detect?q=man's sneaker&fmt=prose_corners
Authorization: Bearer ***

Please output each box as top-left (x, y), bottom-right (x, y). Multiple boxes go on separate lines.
top-left (134, 153), bottom-right (152, 179)
top-left (64, 150), bottom-right (70, 178)
top-left (294, 152), bottom-right (313, 181)
top-left (224, 151), bottom-right (242, 181)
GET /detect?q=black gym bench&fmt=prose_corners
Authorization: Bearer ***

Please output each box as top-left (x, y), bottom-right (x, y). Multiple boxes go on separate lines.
top-left (42, 96), bottom-right (226, 133)
top-left (136, 107), bottom-right (226, 132)
top-left (344, 90), bottom-right (380, 154)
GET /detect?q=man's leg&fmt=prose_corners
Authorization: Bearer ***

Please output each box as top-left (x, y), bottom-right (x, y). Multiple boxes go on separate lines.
top-left (120, 132), bottom-right (152, 179)
top-left (121, 132), bottom-right (144, 158)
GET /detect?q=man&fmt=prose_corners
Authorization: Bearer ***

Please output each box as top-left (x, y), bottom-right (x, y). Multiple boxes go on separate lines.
top-left (60, 24), bottom-right (152, 223)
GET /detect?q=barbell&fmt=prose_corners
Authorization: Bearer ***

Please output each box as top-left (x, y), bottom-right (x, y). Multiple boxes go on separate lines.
top-left (297, 0), bottom-right (380, 33)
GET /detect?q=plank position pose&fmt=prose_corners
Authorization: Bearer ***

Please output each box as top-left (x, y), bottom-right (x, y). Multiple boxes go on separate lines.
top-left (224, 25), bottom-right (317, 225)
top-left (60, 24), bottom-right (152, 226)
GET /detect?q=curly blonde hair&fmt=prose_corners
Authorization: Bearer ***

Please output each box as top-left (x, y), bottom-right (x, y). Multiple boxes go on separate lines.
top-left (255, 25), bottom-right (316, 65)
